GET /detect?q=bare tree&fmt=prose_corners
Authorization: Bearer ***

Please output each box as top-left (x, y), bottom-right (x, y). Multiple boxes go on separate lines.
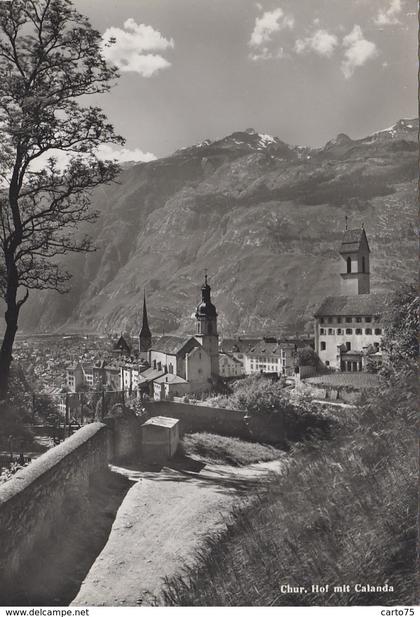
top-left (0, 0), bottom-right (124, 395)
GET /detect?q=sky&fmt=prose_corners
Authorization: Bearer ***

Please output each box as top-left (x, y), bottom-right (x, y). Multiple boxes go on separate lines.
top-left (73, 0), bottom-right (417, 162)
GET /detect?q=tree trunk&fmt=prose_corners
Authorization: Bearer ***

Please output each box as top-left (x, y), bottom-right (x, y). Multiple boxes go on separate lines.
top-left (0, 273), bottom-right (19, 398)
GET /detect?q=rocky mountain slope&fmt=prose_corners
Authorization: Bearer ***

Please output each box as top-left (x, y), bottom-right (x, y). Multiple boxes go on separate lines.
top-left (20, 119), bottom-right (418, 337)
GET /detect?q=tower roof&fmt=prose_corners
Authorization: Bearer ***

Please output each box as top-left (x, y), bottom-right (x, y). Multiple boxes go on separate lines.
top-left (196, 273), bottom-right (217, 318)
top-left (139, 292), bottom-right (152, 338)
top-left (340, 228), bottom-right (370, 254)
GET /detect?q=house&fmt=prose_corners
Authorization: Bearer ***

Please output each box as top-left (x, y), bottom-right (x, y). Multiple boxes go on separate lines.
top-left (92, 359), bottom-right (121, 390)
top-left (138, 366), bottom-right (166, 397)
top-left (66, 362), bottom-right (85, 392)
top-left (112, 334), bottom-right (132, 357)
top-left (153, 373), bottom-right (190, 400)
top-left (243, 337), bottom-right (312, 377)
top-left (314, 226), bottom-right (388, 371)
top-left (120, 359), bottom-right (149, 392)
top-left (219, 352), bottom-right (245, 378)
top-left (219, 338), bottom-right (260, 371)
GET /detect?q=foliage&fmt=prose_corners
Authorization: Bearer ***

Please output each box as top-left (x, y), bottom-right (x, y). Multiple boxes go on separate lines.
top-left (181, 432), bottom-right (283, 467)
top-left (0, 0), bottom-right (123, 392)
top-left (380, 284), bottom-right (418, 378)
top-left (206, 374), bottom-right (334, 441)
top-left (32, 392), bottom-right (59, 421)
top-left (0, 368), bottom-right (34, 448)
top-left (161, 289), bottom-right (418, 606)
top-left (163, 371), bottom-right (417, 606)
top-left (0, 460), bottom-right (30, 485)
top-left (295, 346), bottom-right (320, 368)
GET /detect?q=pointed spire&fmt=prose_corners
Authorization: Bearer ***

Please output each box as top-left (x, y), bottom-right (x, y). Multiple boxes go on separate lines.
top-left (139, 290), bottom-right (152, 352)
top-left (142, 291), bottom-right (149, 330)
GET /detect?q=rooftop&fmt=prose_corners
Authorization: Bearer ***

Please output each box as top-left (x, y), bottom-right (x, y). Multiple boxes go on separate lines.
top-left (340, 228), bottom-right (370, 253)
top-left (154, 373), bottom-right (188, 384)
top-left (150, 335), bottom-right (197, 355)
top-left (315, 293), bottom-right (389, 317)
top-left (143, 416), bottom-right (179, 429)
top-left (138, 368), bottom-right (166, 383)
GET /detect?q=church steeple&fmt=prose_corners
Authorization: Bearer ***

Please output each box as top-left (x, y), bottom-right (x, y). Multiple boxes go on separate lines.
top-left (194, 271), bottom-right (219, 379)
top-left (195, 272), bottom-right (217, 332)
top-left (139, 291), bottom-right (152, 353)
top-left (339, 226), bottom-right (370, 295)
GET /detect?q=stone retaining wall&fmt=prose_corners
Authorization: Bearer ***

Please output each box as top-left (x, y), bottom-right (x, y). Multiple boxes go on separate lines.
top-left (144, 401), bottom-right (286, 445)
top-left (0, 423), bottom-right (110, 599)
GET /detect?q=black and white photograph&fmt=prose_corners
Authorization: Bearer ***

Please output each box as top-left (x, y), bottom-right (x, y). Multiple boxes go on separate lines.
top-left (0, 0), bottom-right (417, 611)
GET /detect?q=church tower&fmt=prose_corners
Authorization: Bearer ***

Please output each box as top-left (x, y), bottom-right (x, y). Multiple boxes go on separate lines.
top-left (195, 273), bottom-right (219, 379)
top-left (139, 292), bottom-right (152, 354)
top-left (339, 226), bottom-right (370, 295)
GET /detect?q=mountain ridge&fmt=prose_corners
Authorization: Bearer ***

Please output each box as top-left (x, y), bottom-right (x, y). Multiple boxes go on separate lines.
top-left (18, 118), bottom-right (418, 337)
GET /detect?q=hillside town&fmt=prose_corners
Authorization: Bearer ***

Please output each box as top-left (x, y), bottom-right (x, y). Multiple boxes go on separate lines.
top-left (10, 224), bottom-right (387, 420)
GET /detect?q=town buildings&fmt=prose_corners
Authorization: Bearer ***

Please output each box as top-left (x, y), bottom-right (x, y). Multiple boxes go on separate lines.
top-left (314, 227), bottom-right (387, 371)
top-left (243, 337), bottom-right (312, 377)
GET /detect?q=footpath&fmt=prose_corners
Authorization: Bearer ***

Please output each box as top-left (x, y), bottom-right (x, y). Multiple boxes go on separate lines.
top-left (72, 459), bottom-right (283, 606)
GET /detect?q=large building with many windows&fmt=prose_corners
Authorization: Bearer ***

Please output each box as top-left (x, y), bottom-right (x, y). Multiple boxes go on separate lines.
top-left (314, 227), bottom-right (388, 371)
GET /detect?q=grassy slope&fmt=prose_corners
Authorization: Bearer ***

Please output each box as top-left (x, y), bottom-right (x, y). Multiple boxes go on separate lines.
top-left (181, 432), bottom-right (283, 467)
top-left (163, 383), bottom-right (417, 606)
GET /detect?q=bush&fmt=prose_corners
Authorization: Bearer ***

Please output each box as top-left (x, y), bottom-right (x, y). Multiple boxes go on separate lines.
top-left (181, 433), bottom-right (283, 467)
top-left (161, 284), bottom-right (418, 607)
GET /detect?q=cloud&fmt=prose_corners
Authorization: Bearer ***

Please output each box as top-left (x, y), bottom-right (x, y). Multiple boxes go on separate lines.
top-left (341, 25), bottom-right (378, 78)
top-left (102, 18), bottom-right (174, 77)
top-left (295, 29), bottom-right (338, 57)
top-left (249, 8), bottom-right (294, 49)
top-left (97, 145), bottom-right (157, 163)
top-left (29, 145), bottom-right (157, 172)
top-left (374, 0), bottom-right (402, 26)
top-left (249, 47), bottom-right (287, 61)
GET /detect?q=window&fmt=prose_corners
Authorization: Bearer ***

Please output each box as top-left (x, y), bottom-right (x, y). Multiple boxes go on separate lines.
top-left (320, 317), bottom-right (325, 324)
top-left (355, 328), bottom-right (362, 335)
top-left (346, 342), bottom-right (351, 351)
top-left (153, 360), bottom-right (157, 369)
top-left (345, 316), bottom-right (352, 323)
top-left (337, 328), bottom-right (342, 335)
top-left (374, 342), bottom-right (380, 351)
top-left (320, 342), bottom-right (326, 351)
top-left (346, 328), bottom-right (352, 334)
top-left (328, 328), bottom-right (333, 335)
top-left (347, 257), bottom-right (351, 273)
top-left (356, 317), bottom-right (362, 323)
top-left (365, 328), bottom-right (372, 335)
top-left (365, 316), bottom-right (372, 323)
top-left (374, 328), bottom-right (382, 335)
top-left (337, 317), bottom-right (342, 323)
top-left (320, 328), bottom-right (325, 335)
top-left (374, 316), bottom-right (380, 322)
top-left (325, 361), bottom-right (330, 366)
top-left (362, 256), bottom-right (366, 273)
top-left (327, 317), bottom-right (333, 324)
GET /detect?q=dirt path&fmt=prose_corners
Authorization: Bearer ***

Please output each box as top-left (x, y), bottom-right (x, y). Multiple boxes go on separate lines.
top-left (71, 459), bottom-right (283, 607)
